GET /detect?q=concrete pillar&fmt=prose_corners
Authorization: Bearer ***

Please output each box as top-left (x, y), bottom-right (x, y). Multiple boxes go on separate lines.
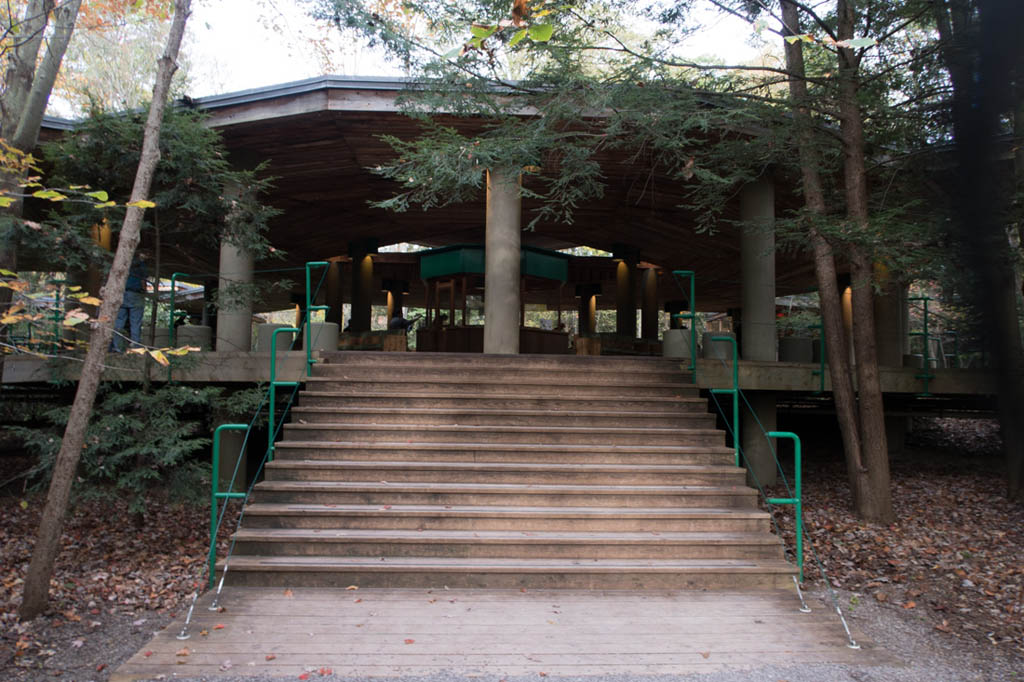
top-left (873, 265), bottom-right (905, 367)
top-left (739, 177), bottom-right (777, 486)
top-left (641, 267), bottom-right (659, 340)
top-left (484, 168), bottom-right (521, 354)
top-left (349, 243), bottom-right (375, 333)
top-left (615, 258), bottom-right (637, 337)
top-left (215, 239), bottom-right (254, 352)
top-left (325, 260), bottom-right (343, 326)
top-left (213, 408), bottom-right (245, 493)
top-left (873, 267), bottom-right (907, 453)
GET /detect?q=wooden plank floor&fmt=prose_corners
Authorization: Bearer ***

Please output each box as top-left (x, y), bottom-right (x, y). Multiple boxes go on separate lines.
top-left (112, 587), bottom-right (892, 679)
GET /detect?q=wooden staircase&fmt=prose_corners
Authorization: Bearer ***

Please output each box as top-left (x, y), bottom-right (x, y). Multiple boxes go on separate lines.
top-left (221, 352), bottom-right (796, 590)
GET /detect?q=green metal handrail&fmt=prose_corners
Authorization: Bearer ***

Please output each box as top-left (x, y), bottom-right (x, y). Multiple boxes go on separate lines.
top-left (268, 326), bottom-right (300, 463)
top-left (670, 270), bottom-right (697, 374)
top-left (303, 261), bottom-right (330, 376)
top-left (908, 295), bottom-right (934, 396)
top-left (766, 431), bottom-right (804, 582)
top-left (709, 334), bottom-right (740, 467)
top-left (208, 424), bottom-right (248, 587)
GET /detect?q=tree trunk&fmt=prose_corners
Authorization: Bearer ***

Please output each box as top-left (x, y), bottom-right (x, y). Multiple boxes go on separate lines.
top-left (0, 0), bottom-right (81, 372)
top-left (836, 0), bottom-right (893, 522)
top-left (18, 0), bottom-right (192, 621)
top-left (781, 0), bottom-right (869, 512)
top-left (935, 0), bottom-right (1024, 502)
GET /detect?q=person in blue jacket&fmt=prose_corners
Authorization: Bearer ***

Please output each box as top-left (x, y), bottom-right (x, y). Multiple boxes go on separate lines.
top-left (110, 251), bottom-right (148, 352)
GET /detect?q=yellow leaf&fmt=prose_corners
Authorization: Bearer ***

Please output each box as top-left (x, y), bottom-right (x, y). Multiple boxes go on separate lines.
top-left (0, 197), bottom-right (14, 208)
top-left (0, 268), bottom-right (16, 276)
top-left (126, 199), bottom-right (156, 209)
top-left (93, 201), bottom-right (116, 209)
top-left (148, 349), bottom-right (169, 366)
top-left (126, 347), bottom-right (147, 354)
top-left (78, 296), bottom-right (102, 306)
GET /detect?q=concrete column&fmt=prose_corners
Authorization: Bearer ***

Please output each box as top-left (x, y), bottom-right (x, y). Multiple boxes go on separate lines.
top-left (615, 258), bottom-right (637, 337)
top-left (215, 239), bottom-right (254, 352)
top-left (213, 407), bottom-right (245, 493)
top-left (874, 267), bottom-right (907, 453)
top-left (325, 260), bottom-right (343, 326)
top-left (484, 168), bottom-right (521, 354)
top-left (641, 268), bottom-right (659, 340)
top-left (349, 247), bottom-right (374, 333)
top-left (739, 177), bottom-right (777, 486)
top-left (873, 265), bottom-right (905, 367)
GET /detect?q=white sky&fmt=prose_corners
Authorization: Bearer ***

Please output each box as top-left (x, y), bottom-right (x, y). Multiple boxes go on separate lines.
top-left (186, 0), bottom-right (767, 99)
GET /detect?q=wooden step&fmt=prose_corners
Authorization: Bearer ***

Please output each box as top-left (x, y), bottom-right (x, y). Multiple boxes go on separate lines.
top-left (319, 351), bottom-right (687, 372)
top-left (280, 423), bottom-right (725, 446)
top-left (217, 556), bottom-right (796, 590)
top-left (297, 391), bottom-right (710, 412)
top-left (302, 377), bottom-right (699, 398)
top-left (271, 441), bottom-right (737, 465)
top-left (310, 365), bottom-right (692, 385)
top-left (241, 503), bottom-right (771, 532)
top-left (263, 460), bottom-right (746, 486)
top-left (287, 406), bottom-right (715, 429)
top-left (230, 528), bottom-right (785, 560)
top-left (252, 481), bottom-right (759, 508)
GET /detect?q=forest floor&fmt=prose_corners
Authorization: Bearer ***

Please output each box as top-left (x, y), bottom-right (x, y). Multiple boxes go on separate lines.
top-left (0, 417), bottom-right (1021, 681)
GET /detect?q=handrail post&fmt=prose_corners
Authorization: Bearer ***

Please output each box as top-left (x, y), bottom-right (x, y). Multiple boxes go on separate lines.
top-left (710, 334), bottom-right (739, 466)
top-left (908, 296), bottom-right (934, 396)
top-left (809, 322), bottom-right (825, 394)
top-left (766, 431), bottom-right (803, 582)
top-left (209, 424), bottom-right (248, 588)
top-left (670, 270), bottom-right (697, 375)
top-left (304, 261), bottom-right (330, 377)
top-left (168, 272), bottom-right (191, 384)
top-left (269, 327), bottom-right (301, 462)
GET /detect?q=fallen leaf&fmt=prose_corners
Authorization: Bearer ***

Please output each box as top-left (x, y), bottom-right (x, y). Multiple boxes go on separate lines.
top-left (404, 638), bottom-right (415, 644)
top-left (214, 623), bottom-right (225, 629)
top-left (318, 668), bottom-right (334, 675)
top-left (144, 651), bottom-right (153, 658)
top-left (71, 639), bottom-right (84, 648)
top-left (700, 651), bottom-right (710, 659)
top-left (346, 585), bottom-right (359, 590)
top-left (96, 663), bottom-right (107, 672)
top-left (902, 601), bottom-right (917, 609)
top-left (354, 598), bottom-right (362, 603)
top-left (176, 648), bottom-right (190, 657)
top-left (283, 589), bottom-right (294, 598)
top-left (266, 653), bottom-right (277, 660)
top-left (299, 674), bottom-right (310, 680)
top-left (200, 629), bottom-right (209, 636)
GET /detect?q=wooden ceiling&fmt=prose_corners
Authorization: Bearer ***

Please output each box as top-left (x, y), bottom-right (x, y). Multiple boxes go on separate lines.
top-left (48, 77), bottom-right (825, 312)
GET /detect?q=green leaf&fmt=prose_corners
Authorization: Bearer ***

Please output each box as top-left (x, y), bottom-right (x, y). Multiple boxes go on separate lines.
top-left (470, 24), bottom-right (496, 39)
top-left (93, 201), bottom-right (116, 209)
top-left (0, 197), bottom-right (14, 208)
top-left (32, 189), bottom-right (67, 201)
top-left (0, 268), bottom-right (16, 276)
top-left (509, 28), bottom-right (528, 47)
top-left (126, 199), bottom-right (156, 209)
top-left (841, 37), bottom-right (877, 48)
top-left (444, 46), bottom-right (463, 59)
top-left (529, 23), bottom-right (554, 42)
top-left (85, 190), bottom-right (109, 202)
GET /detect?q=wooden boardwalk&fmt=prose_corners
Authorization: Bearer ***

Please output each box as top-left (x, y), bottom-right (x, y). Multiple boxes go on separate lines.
top-left (112, 587), bottom-right (889, 679)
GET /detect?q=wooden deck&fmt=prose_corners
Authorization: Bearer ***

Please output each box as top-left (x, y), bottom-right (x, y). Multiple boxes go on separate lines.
top-left (112, 587), bottom-right (891, 679)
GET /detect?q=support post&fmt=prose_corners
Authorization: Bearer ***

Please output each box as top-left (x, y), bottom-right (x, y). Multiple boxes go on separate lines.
top-left (214, 239), bottom-right (254, 352)
top-left (739, 177), bottom-right (777, 486)
top-left (614, 250), bottom-right (637, 338)
top-left (484, 168), bottom-right (521, 354)
top-left (641, 267), bottom-right (659, 340)
top-left (325, 260), bottom-right (343, 326)
top-left (349, 240), bottom-right (377, 333)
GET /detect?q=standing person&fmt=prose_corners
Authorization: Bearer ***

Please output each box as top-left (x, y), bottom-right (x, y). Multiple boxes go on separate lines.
top-left (110, 251), bottom-right (148, 352)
